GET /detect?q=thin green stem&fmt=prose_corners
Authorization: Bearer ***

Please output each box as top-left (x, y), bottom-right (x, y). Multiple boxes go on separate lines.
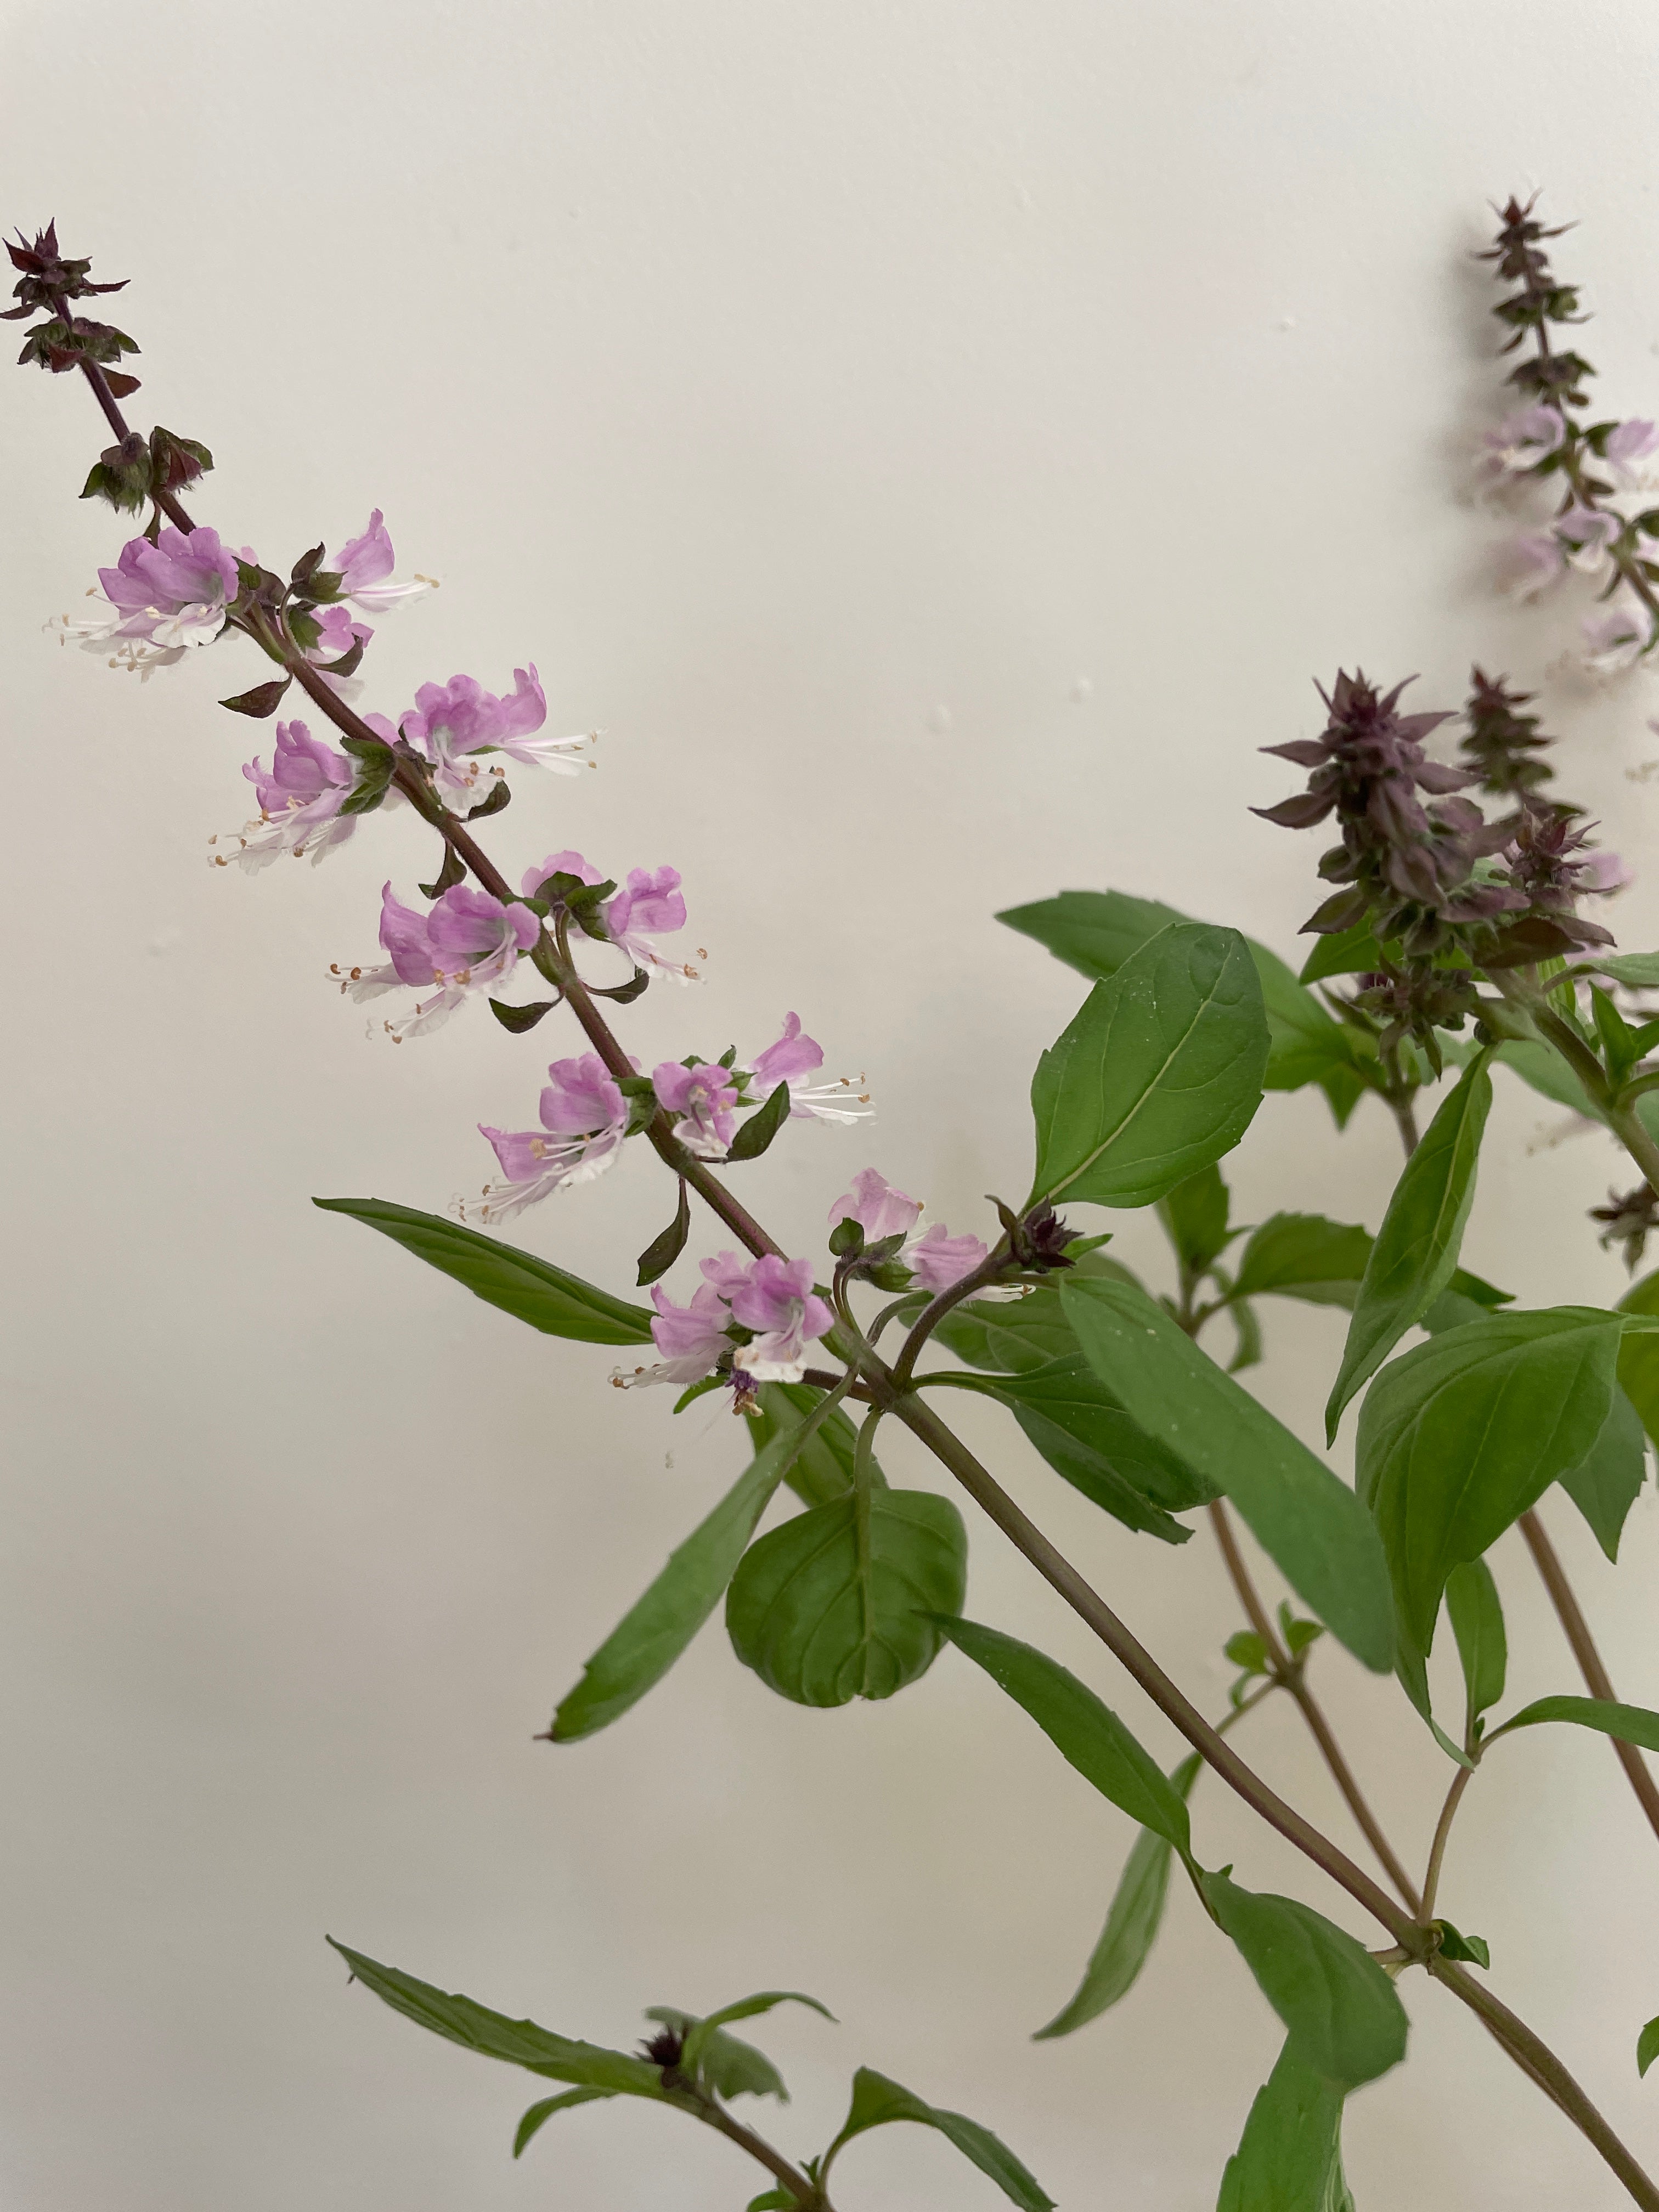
top-left (1420, 1763), bottom-right (1476, 1923)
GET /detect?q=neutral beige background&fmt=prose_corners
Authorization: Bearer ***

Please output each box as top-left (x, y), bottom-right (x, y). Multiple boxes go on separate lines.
top-left (5, 2), bottom-right (1659, 2205)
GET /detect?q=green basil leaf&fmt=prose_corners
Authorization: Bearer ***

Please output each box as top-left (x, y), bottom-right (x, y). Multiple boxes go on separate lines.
top-left (1592, 952), bottom-right (1659, 989)
top-left (929, 1253), bottom-right (1143, 1374)
top-left (1232, 1214), bottom-right (1375, 1307)
top-left (1444, 1559), bottom-right (1506, 1739)
top-left (726, 1079), bottom-right (792, 1161)
top-left (636, 1178), bottom-right (690, 1286)
top-left (1619, 1268), bottom-right (1659, 1449)
top-left (1487, 1694), bottom-right (1659, 1753)
top-left (513, 2088), bottom-right (616, 2157)
top-left (1494, 1036), bottom-right (1606, 1122)
top-left (313, 1198), bottom-right (652, 1346)
top-left (1033, 1753), bottom-right (1201, 2039)
top-left (1638, 2016), bottom-right (1659, 2079)
top-left (1356, 1308), bottom-right (1624, 1660)
top-left (1060, 1277), bottom-right (1394, 1672)
top-left (957, 1356), bottom-right (1216, 1542)
top-left (1560, 1387), bottom-right (1649, 1561)
top-left (327, 1940), bottom-right (666, 2096)
top-left (932, 1616), bottom-right (1192, 1849)
top-left (822, 2067), bottom-right (1054, 2212)
top-left (998, 888), bottom-right (1364, 1125)
top-left (1217, 2039), bottom-right (1353, 2212)
top-left (1157, 1164), bottom-right (1234, 1276)
top-left (725, 1488), bottom-right (966, 1706)
top-left (1325, 1053), bottom-right (1493, 1440)
top-left (1028, 924), bottom-right (1269, 1211)
top-left (745, 1380), bottom-right (874, 1506)
top-left (551, 1415), bottom-right (821, 1740)
top-left (1200, 1875), bottom-right (1409, 2091)
top-left (686, 1988), bottom-right (834, 2047)
top-left (996, 888), bottom-right (1183, 977)
top-left (1434, 1920), bottom-right (1490, 1969)
top-left (935, 1290), bottom-right (1081, 1374)
top-left (1299, 920), bottom-right (1389, 984)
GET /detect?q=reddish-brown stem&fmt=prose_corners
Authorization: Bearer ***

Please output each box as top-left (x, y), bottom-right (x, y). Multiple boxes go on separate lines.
top-left (44, 286), bottom-right (196, 533)
top-left (1516, 1506), bottom-right (1659, 1843)
top-left (1208, 1499), bottom-right (1423, 1911)
top-left (885, 1392), bottom-right (1420, 1945)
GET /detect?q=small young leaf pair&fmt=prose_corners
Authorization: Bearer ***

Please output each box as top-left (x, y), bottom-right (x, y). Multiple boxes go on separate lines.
top-left (330, 1940), bottom-right (1051, 2209)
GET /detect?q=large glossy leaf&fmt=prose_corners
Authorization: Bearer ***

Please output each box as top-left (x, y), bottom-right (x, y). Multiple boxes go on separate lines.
top-left (1444, 1559), bottom-right (1506, 1741)
top-left (551, 1413), bottom-right (821, 1740)
top-left (328, 1941), bottom-right (666, 2096)
top-left (313, 1197), bottom-right (653, 1345)
top-left (1217, 2040), bottom-right (1354, 2212)
top-left (822, 2067), bottom-right (1054, 2212)
top-left (1034, 1754), bottom-right (1201, 2039)
top-left (1487, 1694), bottom-right (1659, 1753)
top-left (952, 1356), bottom-right (1216, 1543)
top-left (1560, 1387), bottom-right (1648, 1562)
top-left (1060, 1277), bottom-right (1395, 1672)
top-left (1200, 1875), bottom-right (1409, 2092)
top-left (1028, 924), bottom-right (1269, 1211)
top-left (998, 888), bottom-right (1366, 1120)
top-left (725, 1489), bottom-right (967, 1706)
top-left (1324, 1053), bottom-right (1493, 1439)
top-left (1356, 1308), bottom-right (1625, 1658)
top-left (744, 1381), bottom-right (878, 1507)
top-left (934, 1617), bottom-right (1192, 1848)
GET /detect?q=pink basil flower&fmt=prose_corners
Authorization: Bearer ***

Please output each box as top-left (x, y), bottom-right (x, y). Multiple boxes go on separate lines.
top-left (1606, 419), bottom-right (1659, 491)
top-left (522, 850), bottom-right (605, 894)
top-left (727, 1255), bottom-right (835, 1383)
top-left (55, 524), bottom-right (245, 674)
top-left (830, 1167), bottom-right (923, 1242)
top-left (653, 1060), bottom-right (740, 1156)
top-left (636, 1284), bottom-right (737, 1386)
top-left (326, 509), bottom-right (434, 616)
top-left (617, 1249), bottom-right (831, 1390)
top-left (1504, 529), bottom-right (1566, 602)
top-left (743, 1012), bottom-right (871, 1124)
top-left (399, 665), bottom-right (591, 804)
top-left (1580, 847), bottom-right (1634, 895)
top-left (607, 866), bottom-right (698, 983)
top-left (520, 852), bottom-right (698, 983)
top-left (700, 1250), bottom-right (756, 1300)
top-left (221, 718), bottom-right (360, 871)
top-left (1555, 505), bottom-right (1622, 577)
top-left (1582, 597), bottom-right (1652, 678)
top-left (905, 1222), bottom-right (990, 1291)
top-left (345, 882), bottom-right (540, 1040)
top-left (1479, 405), bottom-right (1566, 477)
top-left (469, 1054), bottom-right (628, 1222)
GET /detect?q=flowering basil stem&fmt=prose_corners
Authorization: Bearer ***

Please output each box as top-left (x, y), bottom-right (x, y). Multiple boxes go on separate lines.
top-left (23, 190), bottom-right (1659, 2211)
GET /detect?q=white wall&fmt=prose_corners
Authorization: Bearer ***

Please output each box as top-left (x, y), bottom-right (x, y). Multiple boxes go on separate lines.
top-left (4, 3), bottom-right (1659, 2205)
